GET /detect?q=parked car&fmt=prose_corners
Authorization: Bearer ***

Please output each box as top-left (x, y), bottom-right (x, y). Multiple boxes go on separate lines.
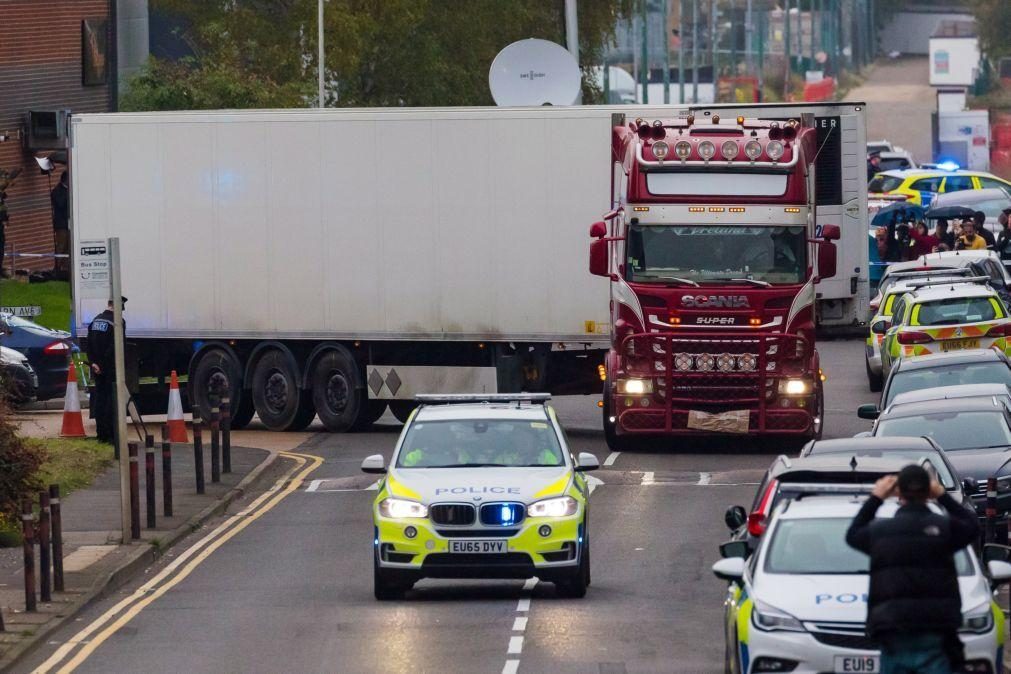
top-left (867, 140), bottom-right (894, 156)
top-left (876, 149), bottom-right (917, 172)
top-left (0, 345), bottom-right (38, 406)
top-left (926, 188), bottom-right (1011, 234)
top-left (0, 312), bottom-right (75, 401)
top-left (869, 250), bottom-right (1010, 313)
top-left (889, 383), bottom-right (1011, 409)
top-left (868, 169), bottom-right (1011, 206)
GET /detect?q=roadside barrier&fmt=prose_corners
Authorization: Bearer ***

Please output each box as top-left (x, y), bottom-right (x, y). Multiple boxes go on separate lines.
top-left (145, 437), bottom-right (156, 529)
top-left (222, 397), bottom-right (232, 474)
top-left (192, 413), bottom-right (205, 494)
top-left (59, 365), bottom-right (86, 438)
top-left (50, 484), bottom-right (64, 592)
top-left (210, 405), bottom-right (221, 484)
top-left (128, 442), bottom-right (140, 540)
top-left (38, 491), bottom-right (51, 603)
top-left (165, 370), bottom-right (188, 443)
top-left (15, 487), bottom-right (66, 615)
top-left (161, 426), bottom-right (173, 517)
top-left (21, 500), bottom-right (35, 612)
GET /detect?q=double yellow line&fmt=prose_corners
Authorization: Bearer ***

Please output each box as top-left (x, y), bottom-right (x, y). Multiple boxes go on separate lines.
top-left (33, 451), bottom-right (322, 674)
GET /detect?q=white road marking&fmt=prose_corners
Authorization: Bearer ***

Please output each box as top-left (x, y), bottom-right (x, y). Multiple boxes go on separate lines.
top-left (516, 598), bottom-right (531, 612)
top-left (522, 577), bottom-right (537, 591)
top-left (513, 616), bottom-right (528, 631)
top-left (305, 479), bottom-right (323, 493)
top-left (502, 661), bottom-right (520, 674)
top-left (604, 451), bottom-right (620, 466)
top-left (503, 577), bottom-right (537, 672)
top-left (586, 475), bottom-right (604, 496)
top-left (641, 471), bottom-right (655, 485)
top-left (366, 480), bottom-right (380, 491)
top-left (696, 472), bottom-right (712, 486)
top-left (508, 636), bottom-right (524, 654)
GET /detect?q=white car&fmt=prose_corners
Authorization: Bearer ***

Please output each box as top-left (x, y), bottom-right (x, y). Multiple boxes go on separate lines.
top-left (713, 496), bottom-right (1011, 674)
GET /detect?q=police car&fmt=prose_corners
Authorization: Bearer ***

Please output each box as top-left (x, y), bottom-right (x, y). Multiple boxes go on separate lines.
top-left (361, 393), bottom-right (597, 600)
top-left (712, 496), bottom-right (1011, 674)
top-left (878, 279), bottom-right (1011, 380)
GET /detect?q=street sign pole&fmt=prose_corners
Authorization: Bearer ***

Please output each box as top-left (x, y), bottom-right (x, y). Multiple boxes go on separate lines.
top-left (109, 237), bottom-right (130, 544)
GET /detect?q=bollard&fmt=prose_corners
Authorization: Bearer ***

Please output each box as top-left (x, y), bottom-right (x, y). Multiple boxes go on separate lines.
top-left (221, 397), bottom-right (232, 474)
top-left (193, 414), bottom-right (205, 494)
top-left (210, 405), bottom-right (221, 484)
top-left (145, 436), bottom-right (156, 528)
top-left (21, 499), bottom-right (36, 612)
top-left (50, 484), bottom-right (64, 592)
top-left (129, 442), bottom-right (141, 540)
top-left (161, 426), bottom-right (173, 517)
top-left (986, 476), bottom-right (998, 544)
top-left (38, 491), bottom-right (51, 603)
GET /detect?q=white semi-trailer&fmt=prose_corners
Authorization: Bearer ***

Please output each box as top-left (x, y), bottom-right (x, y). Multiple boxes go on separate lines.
top-left (70, 104), bottom-right (866, 432)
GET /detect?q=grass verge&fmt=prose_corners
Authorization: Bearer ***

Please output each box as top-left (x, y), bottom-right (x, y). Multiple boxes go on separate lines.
top-left (0, 279), bottom-right (72, 331)
top-left (27, 437), bottom-right (115, 495)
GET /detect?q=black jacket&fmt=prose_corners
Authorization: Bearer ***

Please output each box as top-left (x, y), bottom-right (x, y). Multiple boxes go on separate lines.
top-left (845, 494), bottom-right (979, 639)
top-left (86, 309), bottom-right (124, 372)
top-left (51, 184), bottom-right (68, 231)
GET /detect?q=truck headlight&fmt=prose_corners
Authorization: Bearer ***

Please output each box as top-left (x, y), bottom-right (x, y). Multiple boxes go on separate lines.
top-left (617, 378), bottom-right (653, 395)
top-left (778, 379), bottom-right (812, 396)
top-left (528, 496), bottom-right (578, 518)
top-left (752, 600), bottom-right (805, 633)
top-left (960, 603), bottom-right (994, 634)
top-left (378, 498), bottom-right (428, 519)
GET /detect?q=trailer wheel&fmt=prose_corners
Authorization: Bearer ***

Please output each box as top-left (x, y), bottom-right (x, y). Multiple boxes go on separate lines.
top-left (310, 347), bottom-right (364, 432)
top-left (287, 396), bottom-right (317, 432)
top-left (251, 350), bottom-right (307, 431)
top-left (353, 401), bottom-right (388, 430)
top-left (389, 401), bottom-right (418, 424)
top-left (190, 347), bottom-right (245, 423)
top-left (230, 395), bottom-right (256, 430)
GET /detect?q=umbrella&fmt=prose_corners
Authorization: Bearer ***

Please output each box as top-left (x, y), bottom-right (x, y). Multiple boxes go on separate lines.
top-left (924, 204), bottom-right (976, 221)
top-left (871, 202), bottom-right (925, 229)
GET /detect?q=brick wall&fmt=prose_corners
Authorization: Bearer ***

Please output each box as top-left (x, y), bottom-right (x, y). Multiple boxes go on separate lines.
top-left (0, 0), bottom-right (112, 273)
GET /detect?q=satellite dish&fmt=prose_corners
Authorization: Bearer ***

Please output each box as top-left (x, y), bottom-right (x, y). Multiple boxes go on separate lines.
top-left (489, 39), bottom-right (581, 107)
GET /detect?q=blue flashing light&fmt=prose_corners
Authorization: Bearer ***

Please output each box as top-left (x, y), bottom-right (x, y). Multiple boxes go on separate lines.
top-left (193, 340), bottom-right (205, 353)
top-left (936, 161), bottom-right (960, 172)
top-left (374, 538), bottom-right (379, 546)
top-left (578, 536), bottom-right (584, 544)
top-left (500, 504), bottom-right (512, 524)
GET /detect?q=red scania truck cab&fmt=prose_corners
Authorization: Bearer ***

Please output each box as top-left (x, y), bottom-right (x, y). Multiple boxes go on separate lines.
top-left (591, 113), bottom-right (840, 449)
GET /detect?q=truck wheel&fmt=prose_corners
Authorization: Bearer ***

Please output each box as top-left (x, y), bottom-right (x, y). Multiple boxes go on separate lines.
top-left (353, 401), bottom-right (388, 430)
top-left (310, 347), bottom-right (363, 432)
top-left (190, 348), bottom-right (245, 422)
top-left (287, 397), bottom-right (317, 431)
top-left (389, 401), bottom-right (417, 424)
top-left (230, 395), bottom-right (255, 430)
top-left (602, 389), bottom-right (633, 451)
top-left (251, 350), bottom-right (306, 431)
top-left (866, 359), bottom-right (883, 393)
top-left (813, 388), bottom-right (825, 440)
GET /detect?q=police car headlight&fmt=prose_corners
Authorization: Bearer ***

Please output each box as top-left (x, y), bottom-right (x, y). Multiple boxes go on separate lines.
top-left (528, 496), bottom-right (578, 518)
top-left (378, 498), bottom-right (428, 519)
top-left (778, 378), bottom-right (812, 396)
top-left (752, 600), bottom-right (805, 632)
top-left (617, 378), bottom-right (653, 395)
top-left (960, 604), bottom-right (994, 634)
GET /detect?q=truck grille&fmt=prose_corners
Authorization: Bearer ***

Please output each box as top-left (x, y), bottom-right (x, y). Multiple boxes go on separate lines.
top-left (429, 503), bottom-right (476, 525)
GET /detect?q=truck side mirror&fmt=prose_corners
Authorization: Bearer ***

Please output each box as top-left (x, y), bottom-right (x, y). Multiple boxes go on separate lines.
top-left (820, 224), bottom-right (841, 241)
top-left (590, 239), bottom-right (609, 277)
top-left (589, 221), bottom-right (607, 238)
top-left (816, 242), bottom-right (837, 281)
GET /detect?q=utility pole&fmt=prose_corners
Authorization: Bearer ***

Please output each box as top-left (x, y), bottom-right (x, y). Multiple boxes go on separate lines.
top-left (317, 0), bottom-right (324, 108)
top-left (564, 0), bottom-right (582, 103)
top-left (663, 0), bottom-right (671, 103)
top-left (641, 0), bottom-right (649, 103)
top-left (692, 0), bottom-right (699, 103)
top-left (109, 238), bottom-right (130, 544)
top-left (785, 0), bottom-right (792, 98)
top-left (711, 0), bottom-right (718, 87)
top-left (745, 0), bottom-right (753, 77)
top-left (679, 0), bottom-right (686, 103)
top-left (757, 9), bottom-right (765, 100)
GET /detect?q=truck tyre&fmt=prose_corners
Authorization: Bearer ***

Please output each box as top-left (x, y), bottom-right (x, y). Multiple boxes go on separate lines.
top-left (287, 397), bottom-right (317, 432)
top-left (353, 401), bottom-right (388, 430)
top-left (230, 395), bottom-right (256, 430)
top-left (602, 387), bottom-right (633, 451)
top-left (251, 350), bottom-right (307, 431)
top-left (310, 347), bottom-right (364, 432)
top-left (190, 347), bottom-right (245, 423)
top-left (389, 401), bottom-right (418, 424)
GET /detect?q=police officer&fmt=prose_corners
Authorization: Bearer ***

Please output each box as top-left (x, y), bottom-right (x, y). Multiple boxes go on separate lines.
top-left (87, 297), bottom-right (126, 443)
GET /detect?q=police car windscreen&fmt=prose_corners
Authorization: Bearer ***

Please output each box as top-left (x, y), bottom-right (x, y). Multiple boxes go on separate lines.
top-left (397, 420), bottom-right (564, 468)
top-left (885, 364), bottom-right (1011, 406)
top-left (916, 298), bottom-right (998, 325)
top-left (868, 175), bottom-right (904, 193)
top-left (626, 225), bottom-right (805, 285)
top-left (876, 411), bottom-right (1011, 452)
top-left (764, 518), bottom-right (973, 575)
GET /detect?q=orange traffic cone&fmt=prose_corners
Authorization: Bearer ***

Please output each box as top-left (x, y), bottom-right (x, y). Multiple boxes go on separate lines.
top-left (166, 370), bottom-right (189, 442)
top-left (60, 364), bottom-right (86, 437)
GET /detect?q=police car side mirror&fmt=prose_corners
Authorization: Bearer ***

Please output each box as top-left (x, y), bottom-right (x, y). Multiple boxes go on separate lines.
top-left (712, 557), bottom-right (745, 582)
top-left (987, 560), bottom-right (1011, 586)
top-left (361, 454), bottom-right (387, 474)
top-left (719, 539), bottom-right (750, 559)
top-left (575, 452), bottom-right (599, 472)
top-left (857, 404), bottom-right (879, 420)
top-left (871, 321), bottom-right (890, 335)
top-left (983, 543), bottom-right (1011, 564)
top-left (725, 505), bottom-right (747, 531)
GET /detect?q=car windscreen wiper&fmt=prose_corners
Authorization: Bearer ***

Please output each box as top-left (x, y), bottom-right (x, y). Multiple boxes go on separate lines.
top-left (712, 277), bottom-right (773, 288)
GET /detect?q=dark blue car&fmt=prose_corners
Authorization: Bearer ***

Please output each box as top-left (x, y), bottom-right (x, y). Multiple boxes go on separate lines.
top-left (0, 312), bottom-right (76, 401)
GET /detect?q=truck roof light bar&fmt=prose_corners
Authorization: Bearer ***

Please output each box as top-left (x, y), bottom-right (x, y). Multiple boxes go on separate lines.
top-left (414, 393), bottom-right (551, 405)
top-left (635, 144), bottom-right (800, 170)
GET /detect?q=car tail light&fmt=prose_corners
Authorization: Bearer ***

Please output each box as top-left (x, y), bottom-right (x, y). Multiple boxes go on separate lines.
top-left (869, 301), bottom-right (879, 312)
top-left (748, 479), bottom-right (778, 537)
top-left (747, 512), bottom-right (767, 537)
top-left (897, 331), bottom-right (932, 345)
top-left (43, 340), bottom-right (71, 354)
top-left (988, 323), bottom-right (1011, 338)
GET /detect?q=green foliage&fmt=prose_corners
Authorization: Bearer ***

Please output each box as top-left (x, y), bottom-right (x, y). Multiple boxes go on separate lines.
top-left (968, 0), bottom-right (1011, 62)
top-left (0, 397), bottom-right (47, 524)
top-left (127, 0), bottom-right (634, 110)
top-left (0, 280), bottom-right (72, 331)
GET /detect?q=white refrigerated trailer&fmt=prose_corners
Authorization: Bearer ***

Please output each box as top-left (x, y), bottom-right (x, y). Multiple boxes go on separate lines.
top-left (70, 103), bottom-right (866, 431)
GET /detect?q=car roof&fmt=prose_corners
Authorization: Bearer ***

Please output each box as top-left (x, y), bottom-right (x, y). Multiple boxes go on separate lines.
top-left (887, 274), bottom-right (974, 295)
top-left (931, 188), bottom-right (1011, 206)
top-left (804, 436), bottom-right (938, 455)
top-left (773, 495), bottom-right (900, 520)
top-left (770, 453), bottom-right (926, 477)
top-left (921, 249), bottom-right (998, 264)
top-left (905, 282), bottom-right (995, 302)
top-left (895, 348), bottom-right (1007, 369)
top-left (412, 402), bottom-right (552, 423)
top-left (879, 395), bottom-right (1009, 418)
top-left (891, 384), bottom-right (1011, 406)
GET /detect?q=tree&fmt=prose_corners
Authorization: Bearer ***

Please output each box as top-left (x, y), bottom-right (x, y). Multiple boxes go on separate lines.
top-left (968, 0), bottom-right (1011, 63)
top-left (124, 0), bottom-right (633, 111)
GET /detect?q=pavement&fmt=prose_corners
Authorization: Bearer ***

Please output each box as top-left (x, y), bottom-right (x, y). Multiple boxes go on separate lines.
top-left (8, 339), bottom-right (900, 674)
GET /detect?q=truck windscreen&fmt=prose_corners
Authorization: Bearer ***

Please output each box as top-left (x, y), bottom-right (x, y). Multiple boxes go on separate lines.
top-left (626, 225), bottom-right (806, 285)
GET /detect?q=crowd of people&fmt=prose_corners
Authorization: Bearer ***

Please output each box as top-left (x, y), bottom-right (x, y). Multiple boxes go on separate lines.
top-left (873, 207), bottom-right (1011, 264)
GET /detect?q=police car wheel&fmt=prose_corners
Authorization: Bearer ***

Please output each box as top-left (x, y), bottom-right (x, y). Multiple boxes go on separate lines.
top-left (555, 540), bottom-right (589, 598)
top-left (373, 555), bottom-right (410, 600)
top-left (866, 358), bottom-right (883, 392)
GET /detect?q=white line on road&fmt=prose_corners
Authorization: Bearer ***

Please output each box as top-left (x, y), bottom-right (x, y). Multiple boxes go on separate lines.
top-left (516, 598), bottom-right (531, 612)
top-left (502, 661), bottom-right (519, 674)
top-left (508, 636), bottom-right (524, 654)
top-left (513, 616), bottom-right (528, 631)
top-left (305, 479), bottom-right (323, 493)
top-left (604, 451), bottom-right (620, 466)
top-left (366, 480), bottom-right (380, 491)
top-left (641, 471), bottom-right (655, 485)
top-left (522, 577), bottom-right (537, 591)
top-left (696, 472), bottom-right (712, 486)
top-left (586, 475), bottom-right (604, 496)
top-left (504, 577), bottom-right (538, 673)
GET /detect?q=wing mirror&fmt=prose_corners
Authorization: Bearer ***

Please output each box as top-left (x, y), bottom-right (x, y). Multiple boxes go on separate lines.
top-left (361, 454), bottom-right (387, 474)
top-left (575, 452), bottom-right (599, 472)
top-left (719, 539), bottom-right (750, 559)
top-left (987, 560), bottom-right (1011, 587)
top-left (820, 224), bottom-right (841, 241)
top-left (983, 543), bottom-right (1011, 564)
top-left (871, 320), bottom-right (890, 335)
top-left (857, 404), bottom-right (880, 420)
top-left (589, 239), bottom-right (609, 277)
top-left (816, 241), bottom-right (837, 280)
top-left (712, 557), bottom-right (746, 582)
top-left (962, 478), bottom-right (979, 496)
top-left (589, 221), bottom-right (607, 239)
top-left (724, 505), bottom-right (747, 531)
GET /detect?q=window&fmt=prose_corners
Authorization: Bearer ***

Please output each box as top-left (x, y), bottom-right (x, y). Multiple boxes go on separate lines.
top-left (868, 175), bottom-right (904, 193)
top-left (979, 177), bottom-right (1011, 192)
top-left (943, 176), bottom-right (974, 193)
top-left (879, 158), bottom-right (912, 171)
top-left (884, 363), bottom-right (1011, 405)
top-left (891, 297), bottom-right (906, 325)
top-left (975, 199), bottom-right (1011, 219)
top-left (82, 18), bottom-right (109, 86)
top-left (396, 419), bottom-right (564, 468)
top-left (876, 411), bottom-right (1011, 451)
top-left (913, 297), bottom-right (998, 325)
top-left (910, 177), bottom-right (944, 193)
